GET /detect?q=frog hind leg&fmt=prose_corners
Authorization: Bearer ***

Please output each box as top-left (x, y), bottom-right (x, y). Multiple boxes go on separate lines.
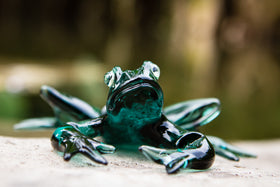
top-left (163, 98), bottom-right (221, 131)
top-left (40, 85), bottom-right (101, 123)
top-left (14, 117), bottom-right (57, 130)
top-left (207, 136), bottom-right (257, 161)
top-left (139, 132), bottom-right (215, 174)
top-left (163, 99), bottom-right (256, 160)
top-left (14, 85), bottom-right (101, 130)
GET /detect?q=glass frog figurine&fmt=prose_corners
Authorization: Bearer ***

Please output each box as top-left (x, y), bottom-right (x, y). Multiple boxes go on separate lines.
top-left (15, 61), bottom-right (256, 174)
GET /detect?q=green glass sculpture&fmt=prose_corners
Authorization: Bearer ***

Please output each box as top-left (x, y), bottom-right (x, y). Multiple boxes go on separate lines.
top-left (15, 61), bottom-right (256, 174)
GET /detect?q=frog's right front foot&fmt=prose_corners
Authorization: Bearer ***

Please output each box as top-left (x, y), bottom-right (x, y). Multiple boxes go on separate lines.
top-left (51, 126), bottom-right (115, 165)
top-left (139, 132), bottom-right (215, 174)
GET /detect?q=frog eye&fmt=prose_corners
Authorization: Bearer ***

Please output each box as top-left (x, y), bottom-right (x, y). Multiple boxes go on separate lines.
top-left (104, 71), bottom-right (115, 88)
top-left (150, 63), bottom-right (160, 80)
top-left (142, 61), bottom-right (161, 80)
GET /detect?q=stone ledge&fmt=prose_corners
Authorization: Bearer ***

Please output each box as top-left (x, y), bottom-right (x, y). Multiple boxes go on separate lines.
top-left (0, 136), bottom-right (279, 187)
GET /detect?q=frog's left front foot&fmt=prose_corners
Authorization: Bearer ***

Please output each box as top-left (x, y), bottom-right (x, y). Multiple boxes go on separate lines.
top-left (52, 126), bottom-right (116, 165)
top-left (139, 132), bottom-right (215, 174)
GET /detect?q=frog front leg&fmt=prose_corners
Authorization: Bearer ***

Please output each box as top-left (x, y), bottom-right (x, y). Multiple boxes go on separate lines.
top-left (139, 116), bottom-right (215, 174)
top-left (140, 132), bottom-right (214, 174)
top-left (52, 118), bottom-right (115, 164)
top-left (163, 98), bottom-right (256, 160)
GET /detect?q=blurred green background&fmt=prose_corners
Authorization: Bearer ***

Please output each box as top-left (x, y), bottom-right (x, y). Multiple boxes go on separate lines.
top-left (0, 0), bottom-right (279, 140)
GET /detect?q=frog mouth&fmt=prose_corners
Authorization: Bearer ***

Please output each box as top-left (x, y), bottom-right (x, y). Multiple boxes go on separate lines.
top-left (106, 78), bottom-right (163, 116)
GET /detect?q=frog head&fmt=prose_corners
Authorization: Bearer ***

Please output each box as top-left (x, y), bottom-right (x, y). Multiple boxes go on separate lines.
top-left (104, 61), bottom-right (163, 127)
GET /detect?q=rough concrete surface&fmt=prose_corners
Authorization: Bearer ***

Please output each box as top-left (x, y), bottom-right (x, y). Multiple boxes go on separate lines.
top-left (0, 136), bottom-right (279, 187)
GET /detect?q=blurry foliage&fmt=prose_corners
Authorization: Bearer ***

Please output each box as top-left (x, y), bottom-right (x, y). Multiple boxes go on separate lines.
top-left (0, 92), bottom-right (28, 119)
top-left (0, 0), bottom-right (279, 139)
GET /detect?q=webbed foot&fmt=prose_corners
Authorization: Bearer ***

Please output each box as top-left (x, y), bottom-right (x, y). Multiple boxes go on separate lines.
top-left (52, 126), bottom-right (115, 165)
top-left (207, 136), bottom-right (257, 161)
top-left (14, 117), bottom-right (57, 130)
top-left (139, 132), bottom-right (215, 174)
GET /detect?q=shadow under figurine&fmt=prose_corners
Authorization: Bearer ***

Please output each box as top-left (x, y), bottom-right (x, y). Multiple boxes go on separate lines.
top-left (15, 61), bottom-right (256, 174)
